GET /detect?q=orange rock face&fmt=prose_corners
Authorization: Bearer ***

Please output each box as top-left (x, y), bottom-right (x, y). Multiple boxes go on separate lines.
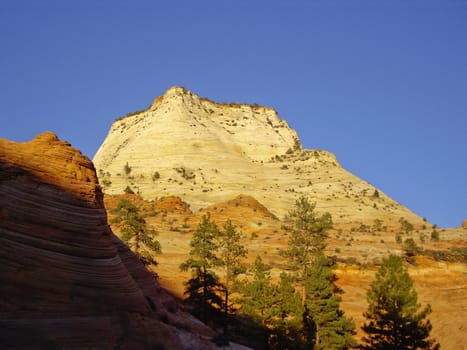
top-left (105, 191), bottom-right (467, 349)
top-left (0, 133), bottom-right (217, 349)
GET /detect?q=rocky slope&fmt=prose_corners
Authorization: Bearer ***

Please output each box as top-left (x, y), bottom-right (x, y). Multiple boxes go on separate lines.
top-left (93, 86), bottom-right (425, 230)
top-left (94, 87), bottom-right (466, 347)
top-left (0, 133), bottom-right (248, 349)
top-left (105, 193), bottom-right (467, 350)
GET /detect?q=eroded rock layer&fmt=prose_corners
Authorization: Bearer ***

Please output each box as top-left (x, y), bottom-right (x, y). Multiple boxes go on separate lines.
top-left (0, 133), bottom-right (219, 349)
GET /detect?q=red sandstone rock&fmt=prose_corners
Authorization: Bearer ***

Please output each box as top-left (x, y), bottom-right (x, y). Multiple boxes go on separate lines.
top-left (0, 133), bottom-right (220, 349)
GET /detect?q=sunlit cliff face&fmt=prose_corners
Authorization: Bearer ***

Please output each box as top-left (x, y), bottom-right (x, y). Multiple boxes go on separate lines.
top-left (93, 86), bottom-right (425, 228)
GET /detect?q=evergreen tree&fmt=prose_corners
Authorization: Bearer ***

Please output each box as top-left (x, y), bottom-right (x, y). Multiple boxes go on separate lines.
top-left (218, 220), bottom-right (248, 326)
top-left (304, 253), bottom-right (356, 350)
top-left (182, 271), bottom-right (224, 321)
top-left (238, 257), bottom-right (304, 349)
top-left (281, 196), bottom-right (356, 349)
top-left (281, 196), bottom-right (333, 286)
top-left (361, 255), bottom-right (440, 350)
top-left (111, 198), bottom-right (161, 265)
top-left (180, 214), bottom-right (224, 321)
top-left (269, 272), bottom-right (304, 350)
top-left (237, 256), bottom-right (276, 327)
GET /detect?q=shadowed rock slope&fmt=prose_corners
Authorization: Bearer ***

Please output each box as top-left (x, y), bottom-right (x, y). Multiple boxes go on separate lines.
top-left (0, 133), bottom-right (245, 349)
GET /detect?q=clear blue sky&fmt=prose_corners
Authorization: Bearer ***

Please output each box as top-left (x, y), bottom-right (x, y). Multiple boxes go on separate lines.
top-left (1, 1), bottom-right (466, 228)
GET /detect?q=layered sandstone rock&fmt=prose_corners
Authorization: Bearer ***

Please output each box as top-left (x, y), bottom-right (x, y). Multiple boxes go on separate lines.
top-left (93, 86), bottom-right (425, 230)
top-left (0, 133), bottom-right (234, 349)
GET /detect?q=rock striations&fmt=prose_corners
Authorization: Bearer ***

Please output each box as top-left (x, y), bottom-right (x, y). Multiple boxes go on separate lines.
top-left (0, 133), bottom-right (233, 349)
top-left (94, 86), bottom-right (425, 229)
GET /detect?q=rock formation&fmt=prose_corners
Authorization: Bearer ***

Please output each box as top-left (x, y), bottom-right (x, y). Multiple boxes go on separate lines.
top-left (93, 87), bottom-right (466, 348)
top-left (93, 86), bottom-right (425, 229)
top-left (0, 132), bottom-right (243, 349)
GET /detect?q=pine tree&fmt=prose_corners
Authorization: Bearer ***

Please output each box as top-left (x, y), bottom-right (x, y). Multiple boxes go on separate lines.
top-left (182, 272), bottom-right (224, 321)
top-left (304, 253), bottom-right (356, 350)
top-left (281, 196), bottom-right (333, 286)
top-left (237, 256), bottom-right (276, 327)
top-left (111, 198), bottom-right (161, 265)
top-left (217, 220), bottom-right (248, 328)
top-left (281, 196), bottom-right (356, 349)
top-left (362, 255), bottom-right (440, 350)
top-left (269, 272), bottom-right (304, 350)
top-left (180, 214), bottom-right (224, 321)
top-left (238, 257), bottom-right (304, 349)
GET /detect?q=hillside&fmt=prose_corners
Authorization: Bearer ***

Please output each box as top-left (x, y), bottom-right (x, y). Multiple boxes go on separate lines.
top-left (105, 193), bottom-right (467, 349)
top-left (94, 87), bottom-right (467, 348)
top-left (93, 86), bottom-right (425, 230)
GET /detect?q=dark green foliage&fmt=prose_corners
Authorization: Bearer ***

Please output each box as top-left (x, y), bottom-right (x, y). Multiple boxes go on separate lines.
top-left (237, 256), bottom-right (276, 327)
top-left (303, 253), bottom-right (356, 350)
top-left (268, 272), bottom-right (304, 350)
top-left (281, 196), bottom-right (355, 349)
top-left (361, 255), bottom-right (440, 350)
top-left (430, 229), bottom-right (440, 241)
top-left (180, 214), bottom-right (222, 272)
top-left (180, 214), bottom-right (225, 322)
top-left (237, 257), bottom-right (304, 349)
top-left (112, 199), bottom-right (161, 266)
top-left (218, 220), bottom-right (248, 323)
top-left (281, 196), bottom-right (333, 282)
top-left (183, 270), bottom-right (224, 320)
top-left (219, 220), bottom-right (247, 287)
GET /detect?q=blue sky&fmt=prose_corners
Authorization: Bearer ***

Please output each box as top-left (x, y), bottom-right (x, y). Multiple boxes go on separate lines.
top-left (1, 1), bottom-right (466, 227)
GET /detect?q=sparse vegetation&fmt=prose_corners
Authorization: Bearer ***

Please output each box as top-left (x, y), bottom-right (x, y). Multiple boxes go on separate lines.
top-left (399, 217), bottom-right (414, 234)
top-left (152, 171), bottom-right (160, 181)
top-left (175, 167), bottom-right (195, 181)
top-left (124, 162), bottom-right (132, 175)
top-left (403, 238), bottom-right (420, 260)
top-left (98, 169), bottom-right (112, 189)
top-left (101, 178), bottom-right (112, 188)
top-left (124, 185), bottom-right (134, 194)
top-left (420, 247), bottom-right (467, 263)
top-left (115, 108), bottom-right (147, 122)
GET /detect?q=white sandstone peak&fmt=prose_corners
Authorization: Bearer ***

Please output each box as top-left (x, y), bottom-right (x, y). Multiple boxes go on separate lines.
top-left (93, 87), bottom-right (424, 227)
